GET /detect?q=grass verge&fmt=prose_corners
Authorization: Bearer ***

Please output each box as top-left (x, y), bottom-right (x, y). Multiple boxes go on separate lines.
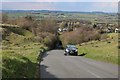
top-left (1, 26), bottom-right (48, 78)
top-left (77, 33), bottom-right (119, 64)
top-left (2, 42), bottom-right (47, 78)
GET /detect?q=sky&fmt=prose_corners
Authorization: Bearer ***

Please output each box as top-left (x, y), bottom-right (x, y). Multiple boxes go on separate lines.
top-left (1, 2), bottom-right (119, 12)
top-left (1, 0), bottom-right (119, 2)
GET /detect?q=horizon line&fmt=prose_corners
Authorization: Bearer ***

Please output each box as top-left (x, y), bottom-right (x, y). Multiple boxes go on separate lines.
top-left (1, 9), bottom-right (117, 13)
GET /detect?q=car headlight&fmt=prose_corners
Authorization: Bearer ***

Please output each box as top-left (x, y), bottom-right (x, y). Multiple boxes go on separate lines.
top-left (66, 49), bottom-right (69, 52)
top-left (75, 49), bottom-right (78, 52)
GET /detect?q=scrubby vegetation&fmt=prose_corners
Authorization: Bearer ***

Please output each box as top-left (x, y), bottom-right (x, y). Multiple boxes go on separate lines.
top-left (1, 10), bottom-right (119, 78)
top-left (1, 13), bottom-right (57, 78)
top-left (2, 13), bottom-right (58, 48)
top-left (60, 27), bottom-right (101, 47)
top-left (1, 25), bottom-right (48, 78)
top-left (2, 42), bottom-right (46, 78)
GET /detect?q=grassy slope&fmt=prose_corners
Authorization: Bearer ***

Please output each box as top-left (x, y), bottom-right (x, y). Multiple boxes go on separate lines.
top-left (77, 33), bottom-right (119, 64)
top-left (1, 26), bottom-right (47, 78)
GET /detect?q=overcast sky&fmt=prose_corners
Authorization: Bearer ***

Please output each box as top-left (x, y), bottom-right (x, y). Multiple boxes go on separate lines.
top-left (1, 2), bottom-right (118, 12)
top-left (2, 0), bottom-right (119, 2)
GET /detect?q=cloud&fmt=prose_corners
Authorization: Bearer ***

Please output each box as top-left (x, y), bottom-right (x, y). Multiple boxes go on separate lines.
top-left (93, 2), bottom-right (118, 8)
top-left (91, 2), bottom-right (118, 12)
top-left (2, 2), bottom-right (118, 12)
top-left (2, 2), bottom-right (57, 10)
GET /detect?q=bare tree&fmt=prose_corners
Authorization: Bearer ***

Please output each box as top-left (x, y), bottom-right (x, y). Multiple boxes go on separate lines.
top-left (2, 13), bottom-right (8, 23)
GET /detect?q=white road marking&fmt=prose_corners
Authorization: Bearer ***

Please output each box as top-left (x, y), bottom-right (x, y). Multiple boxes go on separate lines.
top-left (87, 70), bottom-right (101, 78)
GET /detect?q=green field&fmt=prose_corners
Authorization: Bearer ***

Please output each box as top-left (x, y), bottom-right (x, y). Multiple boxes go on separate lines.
top-left (6, 11), bottom-right (117, 23)
top-left (1, 26), bottom-right (47, 78)
top-left (77, 33), bottom-right (119, 64)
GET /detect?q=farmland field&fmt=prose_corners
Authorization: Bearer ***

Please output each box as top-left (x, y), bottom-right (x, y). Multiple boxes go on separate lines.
top-left (4, 10), bottom-right (118, 23)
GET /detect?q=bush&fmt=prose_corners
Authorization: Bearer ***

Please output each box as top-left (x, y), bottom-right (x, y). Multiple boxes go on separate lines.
top-left (2, 13), bottom-right (8, 23)
top-left (36, 32), bottom-right (57, 49)
top-left (100, 34), bottom-right (109, 40)
top-left (44, 37), bottom-right (52, 47)
top-left (60, 27), bottom-right (101, 47)
top-left (38, 18), bottom-right (57, 34)
top-left (118, 46), bottom-right (120, 49)
top-left (43, 33), bottom-right (57, 49)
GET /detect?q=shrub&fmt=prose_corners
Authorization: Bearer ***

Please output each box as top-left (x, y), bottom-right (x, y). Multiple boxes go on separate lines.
top-left (100, 34), bottom-right (109, 40)
top-left (36, 32), bottom-right (57, 49)
top-left (43, 33), bottom-right (57, 49)
top-left (118, 46), bottom-right (120, 49)
top-left (38, 18), bottom-right (57, 34)
top-left (60, 27), bottom-right (101, 47)
top-left (2, 13), bottom-right (8, 23)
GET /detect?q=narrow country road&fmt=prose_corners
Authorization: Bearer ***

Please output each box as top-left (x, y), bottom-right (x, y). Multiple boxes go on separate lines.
top-left (40, 50), bottom-right (118, 79)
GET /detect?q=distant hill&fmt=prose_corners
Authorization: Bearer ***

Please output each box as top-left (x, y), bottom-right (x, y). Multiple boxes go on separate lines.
top-left (1, 10), bottom-right (116, 15)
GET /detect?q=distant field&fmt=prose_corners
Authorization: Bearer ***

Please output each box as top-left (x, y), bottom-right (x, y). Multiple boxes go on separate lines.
top-left (77, 33), bottom-right (119, 64)
top-left (6, 11), bottom-right (117, 23)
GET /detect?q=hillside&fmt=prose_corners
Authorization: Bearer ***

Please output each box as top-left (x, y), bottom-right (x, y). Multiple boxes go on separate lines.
top-left (1, 25), bottom-right (47, 78)
top-left (1, 10), bottom-right (119, 78)
top-left (77, 33), bottom-right (119, 64)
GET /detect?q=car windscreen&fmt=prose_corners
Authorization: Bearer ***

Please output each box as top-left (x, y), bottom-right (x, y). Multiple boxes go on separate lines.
top-left (67, 45), bottom-right (76, 48)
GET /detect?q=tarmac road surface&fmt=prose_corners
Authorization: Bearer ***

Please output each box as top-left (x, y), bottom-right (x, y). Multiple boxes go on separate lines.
top-left (40, 50), bottom-right (118, 79)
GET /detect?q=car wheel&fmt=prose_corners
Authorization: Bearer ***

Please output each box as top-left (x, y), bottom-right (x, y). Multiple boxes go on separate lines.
top-left (75, 53), bottom-right (78, 56)
top-left (66, 53), bottom-right (69, 56)
top-left (64, 53), bottom-right (67, 56)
